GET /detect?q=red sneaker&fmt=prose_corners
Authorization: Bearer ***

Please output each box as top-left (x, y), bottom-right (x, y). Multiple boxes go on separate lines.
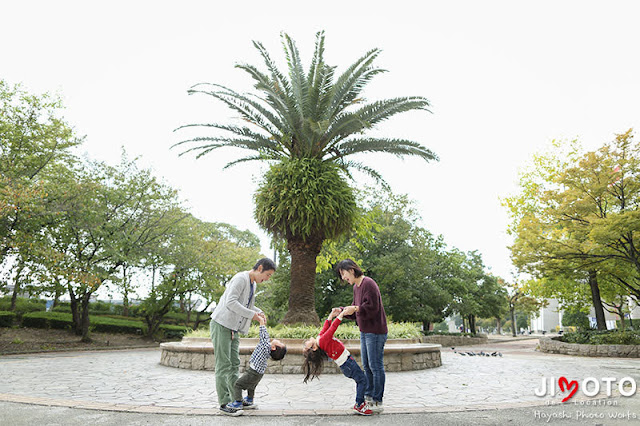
top-left (353, 402), bottom-right (373, 415)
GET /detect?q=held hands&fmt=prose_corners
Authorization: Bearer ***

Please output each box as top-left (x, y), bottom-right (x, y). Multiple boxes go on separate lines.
top-left (328, 307), bottom-right (342, 320)
top-left (342, 305), bottom-right (357, 316)
top-left (253, 312), bottom-right (267, 324)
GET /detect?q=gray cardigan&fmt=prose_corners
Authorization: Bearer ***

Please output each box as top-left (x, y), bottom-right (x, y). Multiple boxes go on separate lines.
top-left (210, 271), bottom-right (262, 334)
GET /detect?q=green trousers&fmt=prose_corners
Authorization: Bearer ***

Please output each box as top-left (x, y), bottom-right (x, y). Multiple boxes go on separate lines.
top-left (210, 320), bottom-right (240, 406)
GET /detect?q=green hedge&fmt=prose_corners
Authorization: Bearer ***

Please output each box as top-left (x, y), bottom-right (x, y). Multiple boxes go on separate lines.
top-left (0, 297), bottom-right (46, 315)
top-left (560, 329), bottom-right (640, 345)
top-left (185, 321), bottom-right (422, 340)
top-left (159, 324), bottom-right (190, 339)
top-left (22, 312), bottom-right (73, 330)
top-left (0, 310), bottom-right (17, 327)
top-left (90, 316), bottom-right (146, 334)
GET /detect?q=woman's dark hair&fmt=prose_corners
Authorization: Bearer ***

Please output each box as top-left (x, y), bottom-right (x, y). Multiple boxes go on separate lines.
top-left (335, 259), bottom-right (363, 278)
top-left (253, 258), bottom-right (277, 272)
top-left (270, 345), bottom-right (287, 361)
top-left (302, 347), bottom-right (327, 383)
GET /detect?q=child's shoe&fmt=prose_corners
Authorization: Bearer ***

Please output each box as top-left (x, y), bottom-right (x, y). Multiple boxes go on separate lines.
top-left (371, 401), bottom-right (384, 413)
top-left (353, 402), bottom-right (373, 416)
top-left (220, 402), bottom-right (243, 416)
top-left (242, 396), bottom-right (257, 409)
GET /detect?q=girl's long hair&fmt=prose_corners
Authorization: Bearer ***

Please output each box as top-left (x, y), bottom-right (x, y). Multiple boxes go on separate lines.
top-left (302, 347), bottom-right (328, 383)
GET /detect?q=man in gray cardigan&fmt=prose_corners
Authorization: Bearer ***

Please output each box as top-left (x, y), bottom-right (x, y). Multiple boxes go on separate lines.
top-left (210, 258), bottom-right (276, 416)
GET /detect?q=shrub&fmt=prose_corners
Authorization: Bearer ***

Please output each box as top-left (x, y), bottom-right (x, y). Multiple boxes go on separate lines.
top-left (562, 308), bottom-right (590, 330)
top-left (89, 301), bottom-right (113, 314)
top-left (90, 316), bottom-right (146, 334)
top-left (0, 311), bottom-right (17, 327)
top-left (0, 297), bottom-right (46, 315)
top-left (184, 321), bottom-right (422, 339)
top-left (22, 312), bottom-right (73, 329)
top-left (159, 324), bottom-right (190, 339)
top-left (51, 303), bottom-right (72, 313)
top-left (560, 329), bottom-right (640, 345)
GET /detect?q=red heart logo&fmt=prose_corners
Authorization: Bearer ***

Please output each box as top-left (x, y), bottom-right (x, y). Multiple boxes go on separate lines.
top-left (558, 376), bottom-right (578, 402)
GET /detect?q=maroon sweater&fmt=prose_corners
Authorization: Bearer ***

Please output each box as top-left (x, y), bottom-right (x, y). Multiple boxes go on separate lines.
top-left (347, 276), bottom-right (388, 334)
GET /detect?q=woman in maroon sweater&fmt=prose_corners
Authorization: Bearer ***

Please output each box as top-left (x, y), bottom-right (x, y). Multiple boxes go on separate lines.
top-left (336, 259), bottom-right (388, 413)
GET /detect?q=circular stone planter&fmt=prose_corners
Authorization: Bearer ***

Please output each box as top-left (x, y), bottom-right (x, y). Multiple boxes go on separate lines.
top-left (160, 337), bottom-right (441, 373)
top-left (539, 336), bottom-right (640, 357)
top-left (420, 334), bottom-right (488, 347)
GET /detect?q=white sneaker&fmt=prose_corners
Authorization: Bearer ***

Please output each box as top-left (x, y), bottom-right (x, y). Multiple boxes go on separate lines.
top-left (371, 401), bottom-right (384, 413)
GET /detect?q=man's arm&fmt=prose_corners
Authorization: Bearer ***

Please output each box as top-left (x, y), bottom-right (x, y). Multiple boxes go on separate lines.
top-left (223, 274), bottom-right (257, 319)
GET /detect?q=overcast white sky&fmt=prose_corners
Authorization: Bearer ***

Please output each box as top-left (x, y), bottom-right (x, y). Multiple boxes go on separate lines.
top-left (3, 1), bottom-right (640, 282)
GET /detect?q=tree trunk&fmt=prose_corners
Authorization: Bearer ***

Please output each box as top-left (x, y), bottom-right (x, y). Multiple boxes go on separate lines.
top-left (587, 270), bottom-right (607, 331)
top-left (496, 318), bottom-right (502, 334)
top-left (68, 285), bottom-right (81, 336)
top-left (10, 260), bottom-right (25, 311)
top-left (80, 292), bottom-right (92, 342)
top-left (467, 314), bottom-right (476, 335)
top-left (282, 237), bottom-right (322, 325)
top-left (122, 264), bottom-right (129, 316)
top-left (510, 306), bottom-right (517, 337)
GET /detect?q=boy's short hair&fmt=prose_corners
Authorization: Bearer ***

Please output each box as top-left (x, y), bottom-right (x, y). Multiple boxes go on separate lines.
top-left (253, 258), bottom-right (277, 272)
top-left (270, 345), bottom-right (287, 361)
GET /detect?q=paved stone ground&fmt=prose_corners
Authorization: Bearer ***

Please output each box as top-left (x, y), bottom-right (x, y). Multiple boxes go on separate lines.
top-left (1, 338), bottom-right (639, 419)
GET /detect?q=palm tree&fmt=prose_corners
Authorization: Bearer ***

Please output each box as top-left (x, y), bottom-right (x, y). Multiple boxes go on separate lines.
top-left (175, 31), bottom-right (438, 324)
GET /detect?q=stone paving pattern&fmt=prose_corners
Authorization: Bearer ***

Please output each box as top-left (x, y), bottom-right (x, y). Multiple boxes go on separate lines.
top-left (1, 338), bottom-right (639, 416)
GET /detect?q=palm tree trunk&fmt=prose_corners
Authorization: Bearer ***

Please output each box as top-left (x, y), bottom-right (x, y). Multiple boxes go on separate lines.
top-left (282, 237), bottom-right (321, 325)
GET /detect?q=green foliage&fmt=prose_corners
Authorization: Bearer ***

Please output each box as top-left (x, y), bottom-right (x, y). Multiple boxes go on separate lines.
top-left (90, 316), bottom-right (146, 334)
top-left (505, 130), bottom-right (640, 308)
top-left (0, 79), bottom-right (82, 266)
top-left (255, 158), bottom-right (357, 241)
top-left (0, 310), bottom-right (17, 326)
top-left (0, 297), bottom-right (46, 314)
top-left (562, 308), bottom-right (591, 330)
top-left (560, 329), bottom-right (640, 345)
top-left (432, 321), bottom-right (449, 333)
top-left (22, 311), bottom-right (73, 330)
top-left (158, 324), bottom-right (191, 339)
top-left (186, 321), bottom-right (422, 340)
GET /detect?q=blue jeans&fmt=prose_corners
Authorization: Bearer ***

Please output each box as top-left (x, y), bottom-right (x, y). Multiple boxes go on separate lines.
top-left (361, 332), bottom-right (387, 402)
top-left (339, 356), bottom-right (367, 405)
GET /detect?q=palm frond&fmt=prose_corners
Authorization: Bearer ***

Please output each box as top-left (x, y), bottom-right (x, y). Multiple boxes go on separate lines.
top-left (328, 49), bottom-right (384, 117)
top-left (281, 32), bottom-right (308, 120)
top-left (188, 84), bottom-right (284, 137)
top-left (235, 64), bottom-right (296, 127)
top-left (324, 97), bottom-right (431, 149)
top-left (223, 155), bottom-right (281, 169)
top-left (333, 159), bottom-right (391, 190)
top-left (328, 137), bottom-right (439, 162)
top-left (173, 136), bottom-right (284, 159)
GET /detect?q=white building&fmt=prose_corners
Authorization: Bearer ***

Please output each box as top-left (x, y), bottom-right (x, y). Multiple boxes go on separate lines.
top-left (530, 298), bottom-right (640, 333)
